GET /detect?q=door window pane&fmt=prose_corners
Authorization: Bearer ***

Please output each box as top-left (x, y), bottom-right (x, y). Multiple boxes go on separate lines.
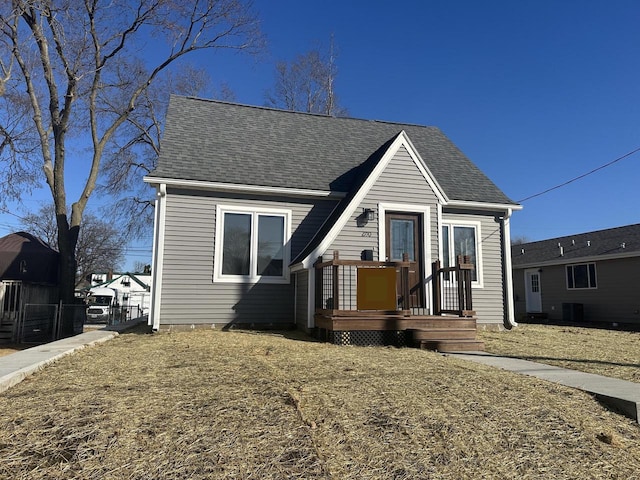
top-left (390, 219), bottom-right (415, 261)
top-left (257, 215), bottom-right (284, 276)
top-left (222, 213), bottom-right (251, 275)
top-left (530, 273), bottom-right (539, 293)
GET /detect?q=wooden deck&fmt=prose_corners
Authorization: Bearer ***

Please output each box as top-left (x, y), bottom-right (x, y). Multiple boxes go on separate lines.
top-left (314, 312), bottom-right (484, 352)
top-left (313, 252), bottom-right (484, 352)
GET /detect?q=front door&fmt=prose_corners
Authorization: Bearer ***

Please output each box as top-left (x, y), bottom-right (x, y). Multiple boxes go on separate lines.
top-left (524, 269), bottom-right (542, 312)
top-left (385, 212), bottom-right (424, 308)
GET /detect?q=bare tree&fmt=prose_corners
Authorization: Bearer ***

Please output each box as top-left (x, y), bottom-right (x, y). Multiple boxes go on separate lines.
top-left (0, 1), bottom-right (262, 333)
top-left (132, 261), bottom-right (151, 274)
top-left (21, 204), bottom-right (125, 288)
top-left (265, 37), bottom-right (346, 116)
top-left (511, 235), bottom-right (532, 246)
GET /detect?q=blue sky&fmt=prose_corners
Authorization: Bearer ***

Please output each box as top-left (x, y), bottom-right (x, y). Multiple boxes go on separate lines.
top-left (1, 0), bottom-right (639, 268)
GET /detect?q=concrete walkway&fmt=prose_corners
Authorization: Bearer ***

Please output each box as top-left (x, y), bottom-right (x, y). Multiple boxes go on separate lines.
top-left (0, 318), bottom-right (146, 394)
top-left (449, 351), bottom-right (640, 424)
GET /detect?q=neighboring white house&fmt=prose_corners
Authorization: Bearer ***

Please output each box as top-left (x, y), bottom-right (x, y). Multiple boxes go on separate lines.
top-left (88, 272), bottom-right (152, 316)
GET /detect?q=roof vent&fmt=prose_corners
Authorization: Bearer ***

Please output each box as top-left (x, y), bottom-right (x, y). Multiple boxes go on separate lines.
top-left (521, 248), bottom-right (525, 255)
top-left (587, 240), bottom-right (591, 247)
top-left (621, 242), bottom-right (626, 249)
top-left (572, 239), bottom-right (575, 245)
top-left (558, 244), bottom-right (564, 256)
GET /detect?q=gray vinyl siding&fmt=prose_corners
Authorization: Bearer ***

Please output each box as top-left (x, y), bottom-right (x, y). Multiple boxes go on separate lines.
top-left (515, 256), bottom-right (640, 325)
top-left (295, 270), bottom-right (309, 329)
top-left (158, 188), bottom-right (337, 326)
top-left (442, 210), bottom-right (505, 326)
top-left (328, 146), bottom-right (440, 262)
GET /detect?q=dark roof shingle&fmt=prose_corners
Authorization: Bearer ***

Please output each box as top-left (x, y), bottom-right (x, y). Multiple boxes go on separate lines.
top-left (151, 96), bottom-right (516, 205)
top-left (511, 224), bottom-right (640, 266)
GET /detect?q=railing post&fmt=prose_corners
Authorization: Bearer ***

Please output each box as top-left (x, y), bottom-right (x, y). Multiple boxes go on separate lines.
top-left (463, 255), bottom-right (473, 313)
top-left (400, 253), bottom-right (410, 312)
top-left (456, 255), bottom-right (465, 316)
top-left (332, 251), bottom-right (340, 311)
top-left (432, 260), bottom-right (441, 315)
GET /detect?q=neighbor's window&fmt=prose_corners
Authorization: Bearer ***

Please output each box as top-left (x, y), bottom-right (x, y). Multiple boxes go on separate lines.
top-left (566, 263), bottom-right (597, 289)
top-left (216, 206), bottom-right (290, 283)
top-left (442, 223), bottom-right (480, 283)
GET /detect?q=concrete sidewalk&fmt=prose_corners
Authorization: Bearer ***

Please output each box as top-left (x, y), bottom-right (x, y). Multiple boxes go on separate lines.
top-left (449, 351), bottom-right (640, 424)
top-left (0, 318), bottom-right (147, 394)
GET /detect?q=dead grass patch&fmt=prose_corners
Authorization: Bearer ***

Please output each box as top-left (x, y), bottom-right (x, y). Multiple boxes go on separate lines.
top-left (480, 324), bottom-right (640, 383)
top-left (0, 344), bottom-right (29, 357)
top-left (0, 328), bottom-right (638, 479)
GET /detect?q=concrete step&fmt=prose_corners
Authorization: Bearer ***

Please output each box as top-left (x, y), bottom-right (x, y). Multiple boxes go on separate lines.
top-left (418, 339), bottom-right (485, 352)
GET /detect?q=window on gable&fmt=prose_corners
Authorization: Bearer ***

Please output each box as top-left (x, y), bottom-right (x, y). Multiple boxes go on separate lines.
top-left (216, 207), bottom-right (290, 283)
top-left (566, 263), bottom-right (597, 289)
top-left (442, 223), bottom-right (480, 283)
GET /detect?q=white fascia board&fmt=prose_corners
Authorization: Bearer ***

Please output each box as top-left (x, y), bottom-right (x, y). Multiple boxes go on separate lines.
top-left (143, 176), bottom-right (346, 199)
top-left (445, 200), bottom-right (523, 211)
top-left (299, 133), bottom-right (410, 269)
top-left (513, 250), bottom-right (640, 270)
top-left (290, 262), bottom-right (305, 273)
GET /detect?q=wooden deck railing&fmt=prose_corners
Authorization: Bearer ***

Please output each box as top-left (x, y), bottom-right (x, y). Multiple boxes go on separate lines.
top-left (314, 251), bottom-right (411, 316)
top-left (314, 251), bottom-right (474, 318)
top-left (432, 255), bottom-right (474, 317)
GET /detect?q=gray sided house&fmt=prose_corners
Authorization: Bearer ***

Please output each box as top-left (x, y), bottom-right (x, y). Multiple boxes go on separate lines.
top-left (145, 95), bottom-right (521, 339)
top-left (512, 224), bottom-right (640, 326)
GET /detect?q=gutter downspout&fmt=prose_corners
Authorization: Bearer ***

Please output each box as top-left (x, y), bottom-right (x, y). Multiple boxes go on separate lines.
top-left (149, 183), bottom-right (167, 331)
top-left (501, 208), bottom-right (518, 329)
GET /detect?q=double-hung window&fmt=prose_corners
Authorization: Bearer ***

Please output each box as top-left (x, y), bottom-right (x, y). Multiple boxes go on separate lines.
top-left (441, 222), bottom-right (481, 285)
top-left (215, 206), bottom-right (291, 283)
top-left (566, 263), bottom-right (597, 289)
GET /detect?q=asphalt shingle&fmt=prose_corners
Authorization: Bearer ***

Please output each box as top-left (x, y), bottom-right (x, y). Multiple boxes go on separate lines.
top-left (512, 224), bottom-right (640, 266)
top-left (151, 95), bottom-right (516, 205)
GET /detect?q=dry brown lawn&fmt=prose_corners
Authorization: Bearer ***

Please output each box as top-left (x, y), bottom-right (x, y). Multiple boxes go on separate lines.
top-left (0, 344), bottom-right (28, 357)
top-left (480, 323), bottom-right (640, 383)
top-left (0, 326), bottom-right (639, 479)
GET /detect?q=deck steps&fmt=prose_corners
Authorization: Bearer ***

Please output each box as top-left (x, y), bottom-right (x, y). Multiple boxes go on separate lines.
top-left (411, 328), bottom-right (477, 341)
top-left (408, 327), bottom-right (484, 352)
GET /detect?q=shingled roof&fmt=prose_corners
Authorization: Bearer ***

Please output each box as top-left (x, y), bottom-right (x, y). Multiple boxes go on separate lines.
top-left (150, 95), bottom-right (516, 205)
top-left (512, 224), bottom-right (640, 267)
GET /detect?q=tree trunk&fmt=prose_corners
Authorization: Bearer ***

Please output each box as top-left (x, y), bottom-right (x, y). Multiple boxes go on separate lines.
top-left (56, 213), bottom-right (79, 336)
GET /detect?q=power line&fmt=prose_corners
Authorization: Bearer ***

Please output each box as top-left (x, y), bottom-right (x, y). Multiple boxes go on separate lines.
top-left (0, 206), bottom-right (28, 222)
top-left (517, 146), bottom-right (640, 203)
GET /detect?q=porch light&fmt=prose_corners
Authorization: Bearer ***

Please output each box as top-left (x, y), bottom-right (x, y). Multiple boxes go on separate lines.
top-left (363, 208), bottom-right (375, 221)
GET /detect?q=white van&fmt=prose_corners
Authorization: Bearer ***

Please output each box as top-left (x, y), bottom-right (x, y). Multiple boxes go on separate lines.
top-left (86, 287), bottom-right (121, 323)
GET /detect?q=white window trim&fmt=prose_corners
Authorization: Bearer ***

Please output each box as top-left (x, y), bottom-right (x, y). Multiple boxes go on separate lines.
top-left (440, 219), bottom-right (484, 288)
top-left (566, 262), bottom-right (597, 290)
top-left (214, 204), bottom-right (292, 284)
